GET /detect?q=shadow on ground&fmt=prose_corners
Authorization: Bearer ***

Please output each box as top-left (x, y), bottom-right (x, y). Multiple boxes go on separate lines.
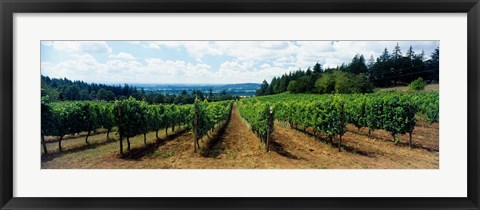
top-left (41, 138), bottom-right (117, 162)
top-left (292, 127), bottom-right (375, 157)
top-left (121, 129), bottom-right (190, 160)
top-left (269, 139), bottom-right (303, 160)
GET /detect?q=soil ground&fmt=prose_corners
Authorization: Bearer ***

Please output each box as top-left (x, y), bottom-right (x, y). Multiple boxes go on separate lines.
top-left (41, 104), bottom-right (439, 169)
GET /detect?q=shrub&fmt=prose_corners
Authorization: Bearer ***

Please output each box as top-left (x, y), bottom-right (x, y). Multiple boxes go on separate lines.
top-left (408, 77), bottom-right (427, 91)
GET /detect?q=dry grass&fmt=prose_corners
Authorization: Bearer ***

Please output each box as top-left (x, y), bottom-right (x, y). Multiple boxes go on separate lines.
top-left (376, 84), bottom-right (439, 92)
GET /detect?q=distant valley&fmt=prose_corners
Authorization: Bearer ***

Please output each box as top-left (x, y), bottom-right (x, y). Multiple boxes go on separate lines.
top-left (133, 83), bottom-right (261, 96)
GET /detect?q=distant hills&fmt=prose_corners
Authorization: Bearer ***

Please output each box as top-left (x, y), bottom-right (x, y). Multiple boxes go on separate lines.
top-left (133, 83), bottom-right (261, 96)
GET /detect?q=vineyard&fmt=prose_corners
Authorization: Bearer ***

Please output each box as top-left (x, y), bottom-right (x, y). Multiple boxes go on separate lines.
top-left (41, 92), bottom-right (439, 169)
top-left (245, 92), bottom-right (438, 150)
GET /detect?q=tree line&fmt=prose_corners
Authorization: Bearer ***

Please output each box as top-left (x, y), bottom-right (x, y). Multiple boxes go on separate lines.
top-left (256, 44), bottom-right (439, 96)
top-left (41, 75), bottom-right (237, 105)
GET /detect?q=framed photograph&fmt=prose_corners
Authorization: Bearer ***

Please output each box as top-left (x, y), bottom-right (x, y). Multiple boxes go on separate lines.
top-left (1, 0), bottom-right (479, 209)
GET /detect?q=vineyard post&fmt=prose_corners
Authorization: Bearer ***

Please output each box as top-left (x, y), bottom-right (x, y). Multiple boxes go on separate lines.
top-left (194, 103), bottom-right (198, 153)
top-left (143, 132), bottom-right (147, 145)
top-left (408, 101), bottom-right (414, 148)
top-left (339, 103), bottom-right (344, 152)
top-left (118, 106), bottom-right (123, 155)
top-left (266, 106), bottom-right (273, 152)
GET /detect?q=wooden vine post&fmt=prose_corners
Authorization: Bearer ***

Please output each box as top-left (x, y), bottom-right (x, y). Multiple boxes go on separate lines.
top-left (266, 106), bottom-right (273, 152)
top-left (193, 103), bottom-right (198, 153)
top-left (408, 101), bottom-right (414, 148)
top-left (118, 106), bottom-right (123, 156)
top-left (339, 102), bottom-right (344, 152)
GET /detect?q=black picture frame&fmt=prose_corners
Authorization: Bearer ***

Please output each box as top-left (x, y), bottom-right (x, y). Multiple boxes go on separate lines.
top-left (1, 0), bottom-right (479, 209)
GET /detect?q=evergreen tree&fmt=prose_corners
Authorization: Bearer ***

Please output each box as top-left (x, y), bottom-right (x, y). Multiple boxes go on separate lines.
top-left (392, 43), bottom-right (402, 60)
top-left (349, 54), bottom-right (368, 74)
top-left (313, 62), bottom-right (322, 74)
top-left (406, 45), bottom-right (415, 60)
top-left (306, 67), bottom-right (313, 76)
top-left (379, 47), bottom-right (391, 62)
top-left (367, 54), bottom-right (375, 69)
top-left (255, 80), bottom-right (271, 96)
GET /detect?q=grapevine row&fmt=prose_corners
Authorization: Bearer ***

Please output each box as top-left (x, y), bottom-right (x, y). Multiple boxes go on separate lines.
top-left (245, 92), bottom-right (431, 149)
top-left (114, 97), bottom-right (192, 155)
top-left (192, 99), bottom-right (233, 152)
top-left (256, 92), bottom-right (438, 124)
top-left (236, 100), bottom-right (274, 151)
top-left (41, 97), bottom-right (192, 155)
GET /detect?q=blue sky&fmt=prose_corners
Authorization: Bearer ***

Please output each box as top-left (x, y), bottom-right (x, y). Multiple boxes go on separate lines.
top-left (41, 41), bottom-right (439, 84)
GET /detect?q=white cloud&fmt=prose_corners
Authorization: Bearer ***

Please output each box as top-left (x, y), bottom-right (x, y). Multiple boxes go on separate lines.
top-left (218, 60), bottom-right (294, 83)
top-left (134, 40), bottom-right (436, 71)
top-left (42, 41), bottom-right (112, 54)
top-left (41, 53), bottom-right (217, 84)
top-left (260, 63), bottom-right (271, 69)
top-left (214, 41), bottom-right (298, 62)
top-left (109, 52), bottom-right (136, 60)
top-left (136, 41), bottom-right (298, 62)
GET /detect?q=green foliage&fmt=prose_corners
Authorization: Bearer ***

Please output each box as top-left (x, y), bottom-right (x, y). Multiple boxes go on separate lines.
top-left (43, 101), bottom-right (99, 149)
top-left (256, 80), bottom-right (272, 96)
top-left (334, 71), bottom-right (357, 94)
top-left (237, 100), bottom-right (274, 141)
top-left (315, 71), bottom-right (374, 94)
top-left (410, 92), bottom-right (439, 123)
top-left (79, 102), bottom-right (101, 135)
top-left (41, 96), bottom-right (212, 154)
top-left (98, 102), bottom-right (115, 132)
top-left (113, 97), bottom-right (148, 139)
top-left (247, 91), bottom-right (436, 143)
top-left (287, 80), bottom-right (298, 93)
top-left (258, 94), bottom-right (345, 139)
top-left (377, 95), bottom-right (416, 142)
top-left (193, 99), bottom-right (232, 139)
top-left (315, 74), bottom-right (336, 94)
top-left (41, 96), bottom-right (57, 137)
top-left (344, 94), bottom-right (367, 131)
top-left (96, 88), bottom-right (116, 101)
top-left (348, 54), bottom-right (368, 74)
top-left (42, 75), bottom-right (234, 105)
top-left (408, 77), bottom-right (427, 91)
top-left (60, 85), bottom-right (81, 101)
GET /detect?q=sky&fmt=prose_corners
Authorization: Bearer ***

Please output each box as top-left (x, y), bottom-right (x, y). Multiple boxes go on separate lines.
top-left (40, 41), bottom-right (439, 85)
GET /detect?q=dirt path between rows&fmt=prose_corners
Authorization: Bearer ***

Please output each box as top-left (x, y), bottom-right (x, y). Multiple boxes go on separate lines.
top-left (146, 103), bottom-right (301, 169)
